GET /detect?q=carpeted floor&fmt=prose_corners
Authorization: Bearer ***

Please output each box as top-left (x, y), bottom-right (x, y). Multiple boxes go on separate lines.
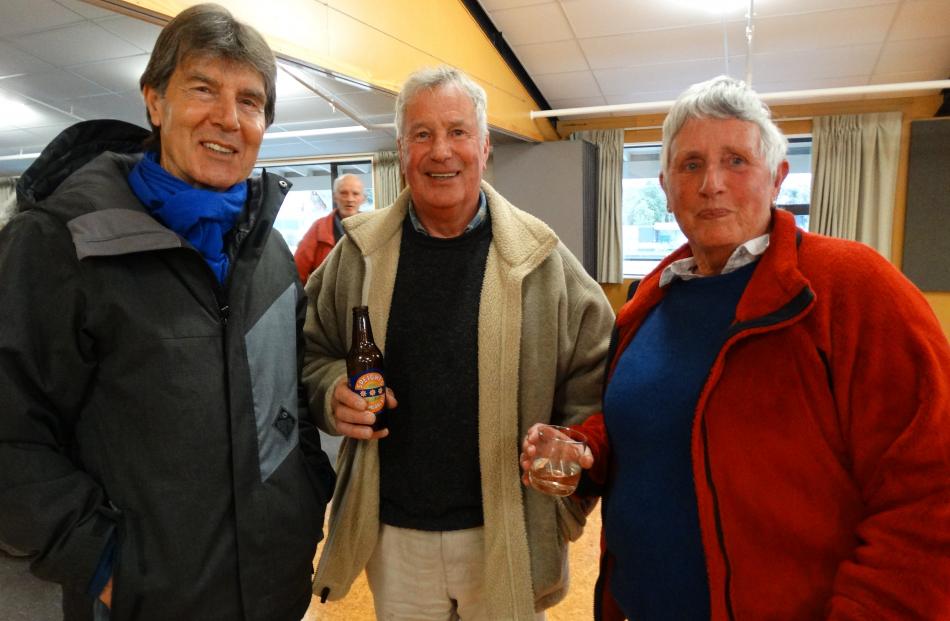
top-left (0, 549), bottom-right (62, 621)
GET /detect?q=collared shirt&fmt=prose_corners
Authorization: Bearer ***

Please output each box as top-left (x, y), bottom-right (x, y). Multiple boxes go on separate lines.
top-left (659, 233), bottom-right (770, 287)
top-left (332, 210), bottom-right (344, 243)
top-left (407, 191), bottom-right (488, 237)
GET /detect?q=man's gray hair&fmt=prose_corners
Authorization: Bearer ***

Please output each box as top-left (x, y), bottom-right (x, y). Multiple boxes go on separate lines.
top-left (661, 75), bottom-right (787, 178)
top-left (139, 3), bottom-right (277, 148)
top-left (394, 66), bottom-right (488, 143)
top-left (332, 173), bottom-right (364, 193)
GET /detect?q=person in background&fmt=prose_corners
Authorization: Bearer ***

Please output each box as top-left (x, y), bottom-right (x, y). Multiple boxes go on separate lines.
top-left (302, 65), bottom-right (614, 619)
top-left (294, 173), bottom-right (366, 283)
top-left (522, 74), bottom-right (950, 620)
top-left (0, 4), bottom-right (335, 620)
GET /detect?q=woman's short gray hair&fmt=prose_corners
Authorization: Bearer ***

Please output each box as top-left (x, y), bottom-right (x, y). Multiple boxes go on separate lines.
top-left (661, 75), bottom-right (787, 178)
top-left (394, 66), bottom-right (488, 143)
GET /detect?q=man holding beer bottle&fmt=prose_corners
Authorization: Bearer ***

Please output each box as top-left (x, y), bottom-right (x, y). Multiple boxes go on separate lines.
top-left (302, 65), bottom-right (614, 619)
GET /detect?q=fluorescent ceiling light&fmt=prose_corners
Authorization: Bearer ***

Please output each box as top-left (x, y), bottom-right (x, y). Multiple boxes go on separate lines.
top-left (263, 125), bottom-right (368, 139)
top-left (0, 94), bottom-right (42, 130)
top-left (672, 0), bottom-right (749, 14)
top-left (0, 151), bottom-right (41, 161)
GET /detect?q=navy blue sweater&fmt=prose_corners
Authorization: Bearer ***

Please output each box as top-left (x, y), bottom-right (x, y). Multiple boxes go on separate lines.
top-left (601, 261), bottom-right (756, 619)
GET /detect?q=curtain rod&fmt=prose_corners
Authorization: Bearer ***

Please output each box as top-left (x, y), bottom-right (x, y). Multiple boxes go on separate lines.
top-left (532, 80), bottom-right (950, 120)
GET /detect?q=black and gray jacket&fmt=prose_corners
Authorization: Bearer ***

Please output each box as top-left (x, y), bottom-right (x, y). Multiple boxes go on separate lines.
top-left (0, 120), bottom-right (335, 621)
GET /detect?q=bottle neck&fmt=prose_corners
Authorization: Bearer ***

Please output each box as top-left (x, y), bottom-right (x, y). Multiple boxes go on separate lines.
top-left (352, 309), bottom-right (374, 345)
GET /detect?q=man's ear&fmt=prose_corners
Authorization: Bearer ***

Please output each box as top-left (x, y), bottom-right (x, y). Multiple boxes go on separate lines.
top-left (142, 85), bottom-right (163, 128)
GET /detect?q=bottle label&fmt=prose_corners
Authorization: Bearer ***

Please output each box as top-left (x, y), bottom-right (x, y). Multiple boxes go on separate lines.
top-left (350, 371), bottom-right (385, 414)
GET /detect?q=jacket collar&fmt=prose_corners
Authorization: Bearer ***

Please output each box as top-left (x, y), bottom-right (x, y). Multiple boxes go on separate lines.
top-left (343, 180), bottom-right (558, 271)
top-left (49, 152), bottom-right (288, 259)
top-left (613, 208), bottom-right (814, 373)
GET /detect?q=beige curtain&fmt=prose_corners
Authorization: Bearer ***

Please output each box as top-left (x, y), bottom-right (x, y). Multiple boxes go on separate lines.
top-left (810, 112), bottom-right (902, 259)
top-left (0, 177), bottom-right (17, 231)
top-left (373, 151), bottom-right (403, 209)
top-left (570, 129), bottom-right (623, 283)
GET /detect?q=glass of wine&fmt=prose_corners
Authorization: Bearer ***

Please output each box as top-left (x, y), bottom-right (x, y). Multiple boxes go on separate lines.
top-left (528, 425), bottom-right (587, 496)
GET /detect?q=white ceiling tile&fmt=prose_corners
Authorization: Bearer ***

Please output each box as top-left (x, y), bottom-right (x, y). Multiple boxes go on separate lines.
top-left (3, 70), bottom-right (108, 106)
top-left (480, 0), bottom-right (556, 9)
top-left (889, 0), bottom-right (950, 41)
top-left (66, 93), bottom-right (146, 126)
top-left (547, 95), bottom-right (608, 109)
top-left (532, 70), bottom-right (602, 100)
top-left (0, 0), bottom-right (83, 37)
top-left (752, 4), bottom-right (898, 54)
top-left (603, 90), bottom-right (683, 105)
top-left (13, 21), bottom-right (143, 66)
top-left (0, 42), bottom-right (55, 77)
top-left (561, 0), bottom-right (740, 38)
top-left (512, 40), bottom-right (589, 75)
top-left (488, 4), bottom-right (574, 45)
top-left (258, 140), bottom-right (319, 160)
top-left (260, 136), bottom-right (311, 147)
top-left (594, 59), bottom-right (733, 98)
top-left (276, 70), bottom-right (319, 99)
top-left (304, 135), bottom-right (395, 156)
top-left (0, 89), bottom-right (79, 130)
top-left (579, 22), bottom-right (745, 70)
top-left (95, 15), bottom-right (162, 53)
top-left (752, 75), bottom-right (872, 94)
top-left (753, 0), bottom-right (899, 18)
top-left (337, 91), bottom-right (397, 117)
top-left (286, 69), bottom-right (373, 98)
top-left (55, 0), bottom-right (116, 19)
top-left (0, 128), bottom-right (37, 150)
top-left (69, 55), bottom-right (150, 93)
top-left (750, 45), bottom-right (881, 83)
top-left (869, 69), bottom-right (949, 84)
top-left (273, 96), bottom-right (341, 125)
top-left (874, 36), bottom-right (950, 76)
top-left (754, 75), bottom-right (880, 104)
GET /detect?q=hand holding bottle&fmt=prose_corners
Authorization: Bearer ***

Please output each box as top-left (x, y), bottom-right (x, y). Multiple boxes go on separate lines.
top-left (331, 379), bottom-right (397, 440)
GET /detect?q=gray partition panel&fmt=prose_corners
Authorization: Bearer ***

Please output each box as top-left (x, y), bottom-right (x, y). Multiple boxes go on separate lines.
top-left (902, 119), bottom-right (950, 291)
top-left (491, 140), bottom-right (598, 278)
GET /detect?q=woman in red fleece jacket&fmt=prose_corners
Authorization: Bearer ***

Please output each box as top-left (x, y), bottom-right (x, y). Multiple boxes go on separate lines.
top-left (522, 76), bottom-right (950, 620)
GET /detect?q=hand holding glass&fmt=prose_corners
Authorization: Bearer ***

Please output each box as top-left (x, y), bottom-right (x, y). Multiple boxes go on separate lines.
top-left (527, 425), bottom-right (587, 496)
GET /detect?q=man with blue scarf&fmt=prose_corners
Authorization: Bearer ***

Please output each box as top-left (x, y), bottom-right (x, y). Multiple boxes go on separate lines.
top-left (0, 5), bottom-right (335, 620)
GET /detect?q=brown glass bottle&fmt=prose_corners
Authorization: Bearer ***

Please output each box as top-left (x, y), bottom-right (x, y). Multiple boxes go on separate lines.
top-left (346, 306), bottom-right (387, 431)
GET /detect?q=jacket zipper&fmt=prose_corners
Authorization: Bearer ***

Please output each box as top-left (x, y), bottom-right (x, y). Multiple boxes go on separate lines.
top-left (697, 284), bottom-right (815, 620)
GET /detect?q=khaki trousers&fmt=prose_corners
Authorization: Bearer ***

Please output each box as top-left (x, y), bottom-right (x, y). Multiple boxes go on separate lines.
top-left (365, 524), bottom-right (546, 621)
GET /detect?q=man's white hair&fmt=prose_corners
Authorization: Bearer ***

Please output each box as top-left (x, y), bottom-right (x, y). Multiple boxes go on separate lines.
top-left (394, 65), bottom-right (488, 143)
top-left (332, 173), bottom-right (364, 194)
top-left (661, 75), bottom-right (788, 179)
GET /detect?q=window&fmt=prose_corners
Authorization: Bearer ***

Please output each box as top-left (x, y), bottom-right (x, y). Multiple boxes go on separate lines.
top-left (620, 138), bottom-right (812, 277)
top-left (253, 160), bottom-right (373, 254)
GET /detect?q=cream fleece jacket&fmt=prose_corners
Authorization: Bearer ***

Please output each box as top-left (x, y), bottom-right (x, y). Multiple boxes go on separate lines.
top-left (302, 181), bottom-right (614, 619)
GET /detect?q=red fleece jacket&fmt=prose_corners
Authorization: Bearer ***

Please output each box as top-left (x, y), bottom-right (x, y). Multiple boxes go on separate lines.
top-left (294, 209), bottom-right (337, 284)
top-left (579, 209), bottom-right (950, 620)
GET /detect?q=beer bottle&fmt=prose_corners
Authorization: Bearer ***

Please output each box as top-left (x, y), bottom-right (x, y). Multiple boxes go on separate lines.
top-left (346, 306), bottom-right (387, 431)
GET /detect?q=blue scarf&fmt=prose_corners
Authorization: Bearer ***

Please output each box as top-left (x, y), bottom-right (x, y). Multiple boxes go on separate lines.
top-left (127, 151), bottom-right (246, 284)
